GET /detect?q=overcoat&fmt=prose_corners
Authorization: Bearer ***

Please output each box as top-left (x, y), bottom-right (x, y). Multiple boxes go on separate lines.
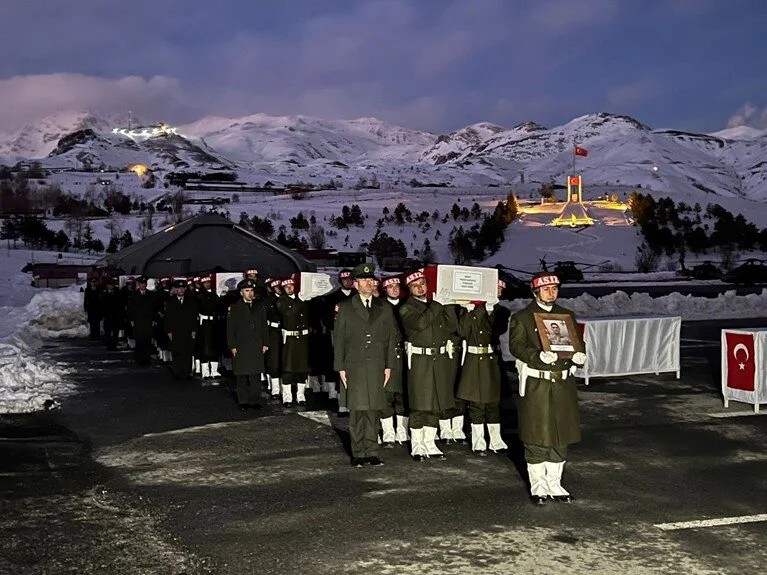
top-left (196, 288), bottom-right (221, 361)
top-left (456, 305), bottom-right (501, 404)
top-left (334, 296), bottom-right (399, 410)
top-left (508, 301), bottom-right (581, 447)
top-left (127, 289), bottom-right (156, 340)
top-left (226, 298), bottom-right (267, 375)
top-left (276, 295), bottom-right (310, 373)
top-left (384, 300), bottom-right (406, 394)
top-left (399, 297), bottom-right (458, 412)
top-left (263, 293), bottom-right (282, 373)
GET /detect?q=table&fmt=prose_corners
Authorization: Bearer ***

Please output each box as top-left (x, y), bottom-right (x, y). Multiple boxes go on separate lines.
top-left (721, 328), bottom-right (767, 413)
top-left (575, 315), bottom-right (681, 385)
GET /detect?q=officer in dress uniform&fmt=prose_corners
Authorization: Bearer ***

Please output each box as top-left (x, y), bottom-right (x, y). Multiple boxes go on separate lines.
top-left (334, 263), bottom-right (399, 467)
top-left (127, 276), bottom-right (156, 366)
top-left (508, 272), bottom-right (586, 504)
top-left (276, 275), bottom-right (310, 407)
top-left (227, 278), bottom-right (268, 410)
top-left (399, 271), bottom-right (458, 461)
top-left (456, 279), bottom-right (509, 456)
top-left (379, 276), bottom-right (409, 446)
top-left (165, 279), bottom-right (199, 380)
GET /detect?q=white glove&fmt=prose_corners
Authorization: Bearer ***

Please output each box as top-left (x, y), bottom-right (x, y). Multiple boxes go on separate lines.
top-left (539, 350), bottom-right (557, 365)
top-left (572, 351), bottom-right (586, 365)
top-left (463, 303), bottom-right (475, 312)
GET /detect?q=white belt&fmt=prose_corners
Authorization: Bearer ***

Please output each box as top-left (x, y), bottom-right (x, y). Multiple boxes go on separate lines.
top-left (282, 329), bottom-right (308, 337)
top-left (467, 344), bottom-right (494, 355)
top-left (268, 321), bottom-right (280, 328)
top-left (526, 367), bottom-right (569, 381)
top-left (198, 314), bottom-right (214, 323)
top-left (410, 345), bottom-right (447, 356)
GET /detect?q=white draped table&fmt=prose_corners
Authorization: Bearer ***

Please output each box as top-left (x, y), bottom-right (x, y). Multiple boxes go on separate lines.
top-left (575, 315), bottom-right (682, 385)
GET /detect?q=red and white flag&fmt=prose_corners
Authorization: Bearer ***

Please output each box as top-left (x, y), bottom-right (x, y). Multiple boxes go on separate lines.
top-left (574, 146), bottom-right (589, 157)
top-left (725, 332), bottom-right (756, 391)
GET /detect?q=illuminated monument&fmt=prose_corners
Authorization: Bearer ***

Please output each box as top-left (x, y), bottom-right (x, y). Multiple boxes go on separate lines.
top-left (551, 174), bottom-right (594, 227)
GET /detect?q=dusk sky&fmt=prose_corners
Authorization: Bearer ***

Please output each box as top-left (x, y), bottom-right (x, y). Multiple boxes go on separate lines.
top-left (1, 0), bottom-right (765, 135)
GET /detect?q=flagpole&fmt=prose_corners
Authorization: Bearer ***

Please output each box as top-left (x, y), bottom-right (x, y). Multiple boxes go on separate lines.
top-left (572, 143), bottom-right (576, 177)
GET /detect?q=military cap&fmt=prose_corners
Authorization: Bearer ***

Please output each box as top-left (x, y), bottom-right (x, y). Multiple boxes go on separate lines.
top-left (381, 277), bottom-right (400, 288)
top-left (405, 270), bottom-right (425, 285)
top-left (338, 269), bottom-right (352, 279)
top-left (200, 275), bottom-right (212, 283)
top-left (531, 272), bottom-right (560, 290)
top-left (237, 278), bottom-right (256, 290)
top-left (245, 268), bottom-right (258, 276)
top-left (282, 277), bottom-right (295, 287)
top-left (352, 263), bottom-right (376, 280)
top-left (172, 279), bottom-right (188, 288)
top-left (270, 278), bottom-right (283, 288)
top-left (136, 276), bottom-right (148, 284)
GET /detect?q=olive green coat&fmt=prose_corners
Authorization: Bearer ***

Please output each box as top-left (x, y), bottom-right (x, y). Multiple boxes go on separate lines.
top-left (399, 297), bottom-right (458, 412)
top-left (385, 300), bottom-right (406, 394)
top-left (509, 301), bottom-right (581, 447)
top-left (456, 305), bottom-right (501, 404)
top-left (226, 298), bottom-right (267, 376)
top-left (276, 295), bottom-right (310, 373)
top-left (334, 296), bottom-right (399, 410)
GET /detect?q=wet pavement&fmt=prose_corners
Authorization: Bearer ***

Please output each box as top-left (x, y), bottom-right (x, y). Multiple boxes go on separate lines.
top-left (2, 318), bottom-right (767, 575)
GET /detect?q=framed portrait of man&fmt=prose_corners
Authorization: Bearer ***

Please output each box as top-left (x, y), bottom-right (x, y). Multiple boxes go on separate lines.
top-left (534, 313), bottom-right (584, 358)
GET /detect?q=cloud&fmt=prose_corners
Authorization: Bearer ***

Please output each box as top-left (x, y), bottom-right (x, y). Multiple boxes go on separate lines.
top-left (726, 103), bottom-right (767, 129)
top-left (0, 74), bottom-right (195, 131)
top-left (528, 0), bottom-right (620, 32)
top-left (607, 80), bottom-right (665, 110)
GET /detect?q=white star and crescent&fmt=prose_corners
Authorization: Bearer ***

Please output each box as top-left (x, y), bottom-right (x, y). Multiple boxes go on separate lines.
top-left (733, 343), bottom-right (750, 371)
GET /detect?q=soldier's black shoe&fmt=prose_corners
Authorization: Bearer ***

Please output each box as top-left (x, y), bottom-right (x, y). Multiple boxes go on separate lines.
top-left (552, 494), bottom-right (574, 503)
top-left (297, 400), bottom-right (306, 406)
top-left (365, 456), bottom-right (384, 466)
top-left (382, 441), bottom-right (395, 449)
top-left (351, 457), bottom-right (365, 468)
top-left (412, 454), bottom-right (425, 462)
top-left (473, 449), bottom-right (488, 457)
top-left (283, 402), bottom-right (293, 407)
top-left (490, 448), bottom-right (508, 454)
top-left (530, 495), bottom-right (548, 505)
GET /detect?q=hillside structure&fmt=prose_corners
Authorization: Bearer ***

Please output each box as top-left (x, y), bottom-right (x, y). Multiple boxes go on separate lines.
top-left (94, 213), bottom-right (316, 278)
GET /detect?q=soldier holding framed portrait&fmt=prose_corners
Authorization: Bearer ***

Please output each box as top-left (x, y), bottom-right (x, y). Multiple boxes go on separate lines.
top-left (509, 272), bottom-right (586, 505)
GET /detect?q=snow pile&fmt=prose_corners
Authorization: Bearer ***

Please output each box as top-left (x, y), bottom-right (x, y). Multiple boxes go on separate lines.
top-left (503, 288), bottom-right (767, 320)
top-left (0, 288), bottom-right (85, 413)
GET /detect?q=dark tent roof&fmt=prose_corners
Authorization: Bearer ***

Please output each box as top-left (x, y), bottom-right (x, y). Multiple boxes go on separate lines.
top-left (94, 212), bottom-right (316, 278)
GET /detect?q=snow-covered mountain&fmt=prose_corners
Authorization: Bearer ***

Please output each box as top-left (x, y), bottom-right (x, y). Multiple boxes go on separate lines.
top-left (2, 109), bottom-right (766, 203)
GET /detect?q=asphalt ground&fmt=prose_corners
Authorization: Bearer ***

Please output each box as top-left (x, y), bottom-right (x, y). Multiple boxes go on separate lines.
top-left (1, 318), bottom-right (767, 575)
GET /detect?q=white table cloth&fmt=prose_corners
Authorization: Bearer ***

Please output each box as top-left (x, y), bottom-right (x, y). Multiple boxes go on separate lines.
top-left (575, 315), bottom-right (681, 385)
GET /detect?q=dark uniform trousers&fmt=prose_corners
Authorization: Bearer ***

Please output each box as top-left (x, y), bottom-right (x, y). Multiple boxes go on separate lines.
top-left (236, 374), bottom-right (261, 405)
top-left (381, 390), bottom-right (406, 418)
top-left (350, 410), bottom-right (381, 458)
top-left (468, 401), bottom-right (501, 424)
top-left (525, 444), bottom-right (568, 465)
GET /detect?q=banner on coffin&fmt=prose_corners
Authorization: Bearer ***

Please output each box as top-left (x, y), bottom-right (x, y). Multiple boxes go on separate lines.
top-left (433, 264), bottom-right (498, 306)
top-left (298, 272), bottom-right (335, 301)
top-left (721, 328), bottom-right (767, 413)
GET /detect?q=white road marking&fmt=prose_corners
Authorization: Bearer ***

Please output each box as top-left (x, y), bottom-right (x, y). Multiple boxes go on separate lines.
top-left (707, 411), bottom-right (766, 418)
top-left (655, 513), bottom-right (767, 531)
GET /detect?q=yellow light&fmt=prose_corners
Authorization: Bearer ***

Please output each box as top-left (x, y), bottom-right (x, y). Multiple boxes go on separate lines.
top-left (129, 164), bottom-right (149, 176)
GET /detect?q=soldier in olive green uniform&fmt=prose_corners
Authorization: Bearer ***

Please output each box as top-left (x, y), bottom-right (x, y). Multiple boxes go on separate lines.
top-left (227, 278), bottom-right (268, 410)
top-left (399, 271), bottom-right (458, 461)
top-left (335, 263), bottom-right (399, 467)
top-left (380, 277), bottom-right (409, 446)
top-left (264, 278), bottom-right (283, 399)
top-left (509, 272), bottom-right (586, 504)
top-left (456, 279), bottom-right (509, 456)
top-left (276, 275), bottom-right (310, 407)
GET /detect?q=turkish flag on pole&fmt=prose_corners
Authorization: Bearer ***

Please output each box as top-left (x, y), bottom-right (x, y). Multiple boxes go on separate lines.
top-left (574, 146), bottom-right (589, 157)
top-left (725, 332), bottom-right (756, 391)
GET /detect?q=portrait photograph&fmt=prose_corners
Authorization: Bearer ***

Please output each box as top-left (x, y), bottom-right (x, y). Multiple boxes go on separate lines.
top-left (534, 313), bottom-right (584, 358)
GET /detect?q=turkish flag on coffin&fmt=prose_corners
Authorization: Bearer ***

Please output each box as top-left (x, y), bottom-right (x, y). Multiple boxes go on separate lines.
top-left (725, 332), bottom-right (756, 391)
top-left (574, 146), bottom-right (589, 157)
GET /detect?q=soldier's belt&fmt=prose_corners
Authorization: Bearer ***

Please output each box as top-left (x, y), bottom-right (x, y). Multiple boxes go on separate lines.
top-left (282, 329), bottom-right (309, 337)
top-left (198, 314), bottom-right (214, 324)
top-left (409, 344), bottom-right (447, 356)
top-left (467, 344), bottom-right (494, 355)
top-left (526, 367), bottom-right (569, 381)
top-left (268, 321), bottom-right (280, 328)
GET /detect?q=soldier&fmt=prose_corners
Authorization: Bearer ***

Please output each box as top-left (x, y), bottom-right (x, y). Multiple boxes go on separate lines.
top-left (320, 269), bottom-right (357, 412)
top-left (509, 272), bottom-right (586, 504)
top-left (126, 276), bottom-right (156, 366)
top-left (100, 279), bottom-right (123, 351)
top-left (379, 276), bottom-right (408, 446)
top-left (83, 277), bottom-right (103, 340)
top-left (334, 263), bottom-right (398, 467)
top-left (456, 279), bottom-right (509, 456)
top-left (196, 276), bottom-right (221, 378)
top-left (265, 278), bottom-right (284, 399)
top-left (276, 275), bottom-right (310, 407)
top-left (227, 278), bottom-right (268, 410)
top-left (244, 268), bottom-right (259, 282)
top-left (165, 279), bottom-right (199, 380)
top-left (154, 278), bottom-right (172, 364)
top-left (399, 271), bottom-right (458, 461)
